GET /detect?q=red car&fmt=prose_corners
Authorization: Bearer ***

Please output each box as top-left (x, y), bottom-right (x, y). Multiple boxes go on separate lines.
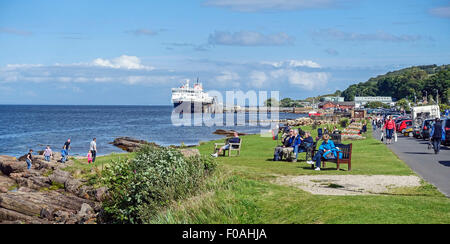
top-left (397, 120), bottom-right (412, 133)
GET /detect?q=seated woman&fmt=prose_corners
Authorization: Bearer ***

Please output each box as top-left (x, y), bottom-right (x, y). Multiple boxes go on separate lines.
top-left (292, 131), bottom-right (314, 162)
top-left (311, 134), bottom-right (342, 171)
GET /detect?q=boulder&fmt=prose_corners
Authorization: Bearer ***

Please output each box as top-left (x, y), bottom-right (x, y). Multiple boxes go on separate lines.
top-left (179, 148), bottom-right (200, 158)
top-left (0, 156), bottom-right (16, 162)
top-left (94, 187), bottom-right (108, 202)
top-left (54, 210), bottom-right (70, 223)
top-left (40, 207), bottom-right (53, 220)
top-left (76, 203), bottom-right (94, 223)
top-left (0, 159), bottom-right (27, 176)
top-left (14, 176), bottom-right (51, 190)
top-left (0, 190), bottom-right (95, 219)
top-left (48, 169), bottom-right (71, 185)
top-left (213, 130), bottom-right (247, 136)
top-left (111, 137), bottom-right (159, 152)
top-left (78, 185), bottom-right (93, 199)
top-left (0, 207), bottom-right (48, 223)
top-left (0, 174), bottom-right (16, 192)
top-left (65, 178), bottom-right (82, 194)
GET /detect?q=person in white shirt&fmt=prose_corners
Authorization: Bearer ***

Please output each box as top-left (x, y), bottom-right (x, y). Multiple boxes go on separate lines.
top-left (90, 138), bottom-right (97, 163)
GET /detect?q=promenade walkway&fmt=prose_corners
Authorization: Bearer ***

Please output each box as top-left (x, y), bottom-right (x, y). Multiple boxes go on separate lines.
top-left (373, 129), bottom-right (450, 197)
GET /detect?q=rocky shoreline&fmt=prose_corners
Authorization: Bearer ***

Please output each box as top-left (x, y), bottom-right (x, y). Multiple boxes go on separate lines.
top-left (0, 154), bottom-right (106, 224)
top-left (0, 136), bottom-right (205, 224)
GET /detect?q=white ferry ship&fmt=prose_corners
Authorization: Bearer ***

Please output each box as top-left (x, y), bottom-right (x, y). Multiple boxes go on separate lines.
top-left (171, 79), bottom-right (215, 109)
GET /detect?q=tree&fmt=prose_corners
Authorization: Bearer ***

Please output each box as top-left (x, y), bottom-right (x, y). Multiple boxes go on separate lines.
top-left (264, 98), bottom-right (279, 107)
top-left (396, 98), bottom-right (410, 112)
top-left (366, 101), bottom-right (384, 108)
top-left (280, 98), bottom-right (294, 107)
top-left (340, 65), bottom-right (450, 104)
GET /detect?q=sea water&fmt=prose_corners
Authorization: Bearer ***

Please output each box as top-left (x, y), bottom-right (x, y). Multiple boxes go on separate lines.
top-left (0, 105), bottom-right (306, 157)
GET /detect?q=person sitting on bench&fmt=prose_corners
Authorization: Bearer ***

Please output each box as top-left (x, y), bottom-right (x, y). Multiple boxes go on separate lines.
top-left (311, 134), bottom-right (341, 171)
top-left (292, 131), bottom-right (314, 162)
top-left (283, 129), bottom-right (302, 161)
top-left (273, 129), bottom-right (295, 161)
top-left (211, 132), bottom-right (240, 157)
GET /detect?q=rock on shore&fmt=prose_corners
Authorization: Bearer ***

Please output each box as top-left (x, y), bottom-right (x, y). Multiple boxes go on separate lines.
top-left (0, 155), bottom-right (106, 224)
top-left (111, 137), bottom-right (159, 152)
top-left (111, 137), bottom-right (200, 158)
top-left (213, 129), bottom-right (248, 137)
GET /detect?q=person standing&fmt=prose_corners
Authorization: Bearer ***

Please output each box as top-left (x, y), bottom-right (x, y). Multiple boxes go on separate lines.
top-left (26, 149), bottom-right (33, 170)
top-left (62, 139), bottom-right (71, 163)
top-left (87, 150), bottom-right (93, 164)
top-left (90, 138), bottom-right (97, 163)
top-left (383, 116), bottom-right (396, 144)
top-left (43, 145), bottom-right (52, 162)
top-left (430, 118), bottom-right (445, 154)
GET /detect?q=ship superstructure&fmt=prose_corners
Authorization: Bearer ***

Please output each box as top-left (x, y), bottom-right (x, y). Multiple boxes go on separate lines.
top-left (171, 79), bottom-right (215, 109)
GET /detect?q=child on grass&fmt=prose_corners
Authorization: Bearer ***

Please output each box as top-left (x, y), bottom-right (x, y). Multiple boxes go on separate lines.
top-left (87, 150), bottom-right (93, 164)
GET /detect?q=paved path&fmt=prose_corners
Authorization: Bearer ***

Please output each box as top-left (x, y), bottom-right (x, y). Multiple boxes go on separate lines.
top-left (373, 129), bottom-right (450, 197)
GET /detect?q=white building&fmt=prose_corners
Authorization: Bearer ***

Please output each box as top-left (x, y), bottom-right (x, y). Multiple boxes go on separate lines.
top-left (354, 96), bottom-right (394, 108)
top-left (323, 96), bottom-right (344, 102)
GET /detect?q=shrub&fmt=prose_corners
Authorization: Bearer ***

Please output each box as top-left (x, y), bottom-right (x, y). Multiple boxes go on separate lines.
top-left (100, 145), bottom-right (217, 224)
top-left (340, 118), bottom-right (349, 128)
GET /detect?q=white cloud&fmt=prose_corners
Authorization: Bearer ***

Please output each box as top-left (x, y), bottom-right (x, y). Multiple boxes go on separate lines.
top-left (6, 64), bottom-right (43, 69)
top-left (263, 60), bottom-right (321, 68)
top-left (204, 0), bottom-right (337, 12)
top-left (270, 69), bottom-right (329, 90)
top-left (250, 71), bottom-right (268, 88)
top-left (215, 71), bottom-right (240, 82)
top-left (1, 57), bottom-right (331, 94)
top-left (92, 55), bottom-right (155, 70)
top-left (209, 31), bottom-right (294, 46)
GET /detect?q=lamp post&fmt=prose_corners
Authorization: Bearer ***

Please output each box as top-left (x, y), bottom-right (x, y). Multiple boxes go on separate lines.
top-left (434, 89), bottom-right (439, 105)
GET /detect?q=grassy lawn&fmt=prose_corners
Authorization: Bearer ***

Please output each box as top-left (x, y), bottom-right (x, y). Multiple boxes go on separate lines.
top-left (195, 125), bottom-right (414, 179)
top-left (150, 124), bottom-right (450, 224)
top-left (67, 124), bottom-right (450, 223)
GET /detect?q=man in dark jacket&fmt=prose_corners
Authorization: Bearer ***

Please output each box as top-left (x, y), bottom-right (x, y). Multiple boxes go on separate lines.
top-left (273, 129), bottom-right (295, 161)
top-left (430, 118), bottom-right (445, 154)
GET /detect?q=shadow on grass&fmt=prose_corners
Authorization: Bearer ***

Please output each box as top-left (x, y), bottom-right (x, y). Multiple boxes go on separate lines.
top-left (298, 166), bottom-right (348, 171)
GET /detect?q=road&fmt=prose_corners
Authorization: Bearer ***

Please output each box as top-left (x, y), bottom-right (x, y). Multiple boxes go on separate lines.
top-left (373, 129), bottom-right (450, 197)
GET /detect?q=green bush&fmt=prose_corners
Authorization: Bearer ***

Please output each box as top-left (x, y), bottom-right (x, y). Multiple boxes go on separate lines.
top-left (340, 118), bottom-right (349, 128)
top-left (100, 145), bottom-right (217, 224)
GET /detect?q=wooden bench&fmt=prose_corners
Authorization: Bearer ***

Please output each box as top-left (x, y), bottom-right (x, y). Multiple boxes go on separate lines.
top-left (214, 138), bottom-right (242, 157)
top-left (285, 141), bottom-right (317, 162)
top-left (331, 133), bottom-right (342, 144)
top-left (314, 143), bottom-right (352, 171)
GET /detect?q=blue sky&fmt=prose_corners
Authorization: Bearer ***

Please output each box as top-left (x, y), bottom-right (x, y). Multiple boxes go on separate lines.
top-left (0, 0), bottom-right (449, 105)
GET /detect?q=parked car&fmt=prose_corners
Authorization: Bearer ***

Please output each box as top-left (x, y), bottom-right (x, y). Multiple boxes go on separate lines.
top-left (403, 126), bottom-right (414, 137)
top-left (442, 118), bottom-right (450, 146)
top-left (398, 120), bottom-right (412, 133)
top-left (420, 119), bottom-right (435, 140)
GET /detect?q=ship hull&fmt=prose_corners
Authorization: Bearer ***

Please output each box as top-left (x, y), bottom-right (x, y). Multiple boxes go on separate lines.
top-left (173, 101), bottom-right (213, 112)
